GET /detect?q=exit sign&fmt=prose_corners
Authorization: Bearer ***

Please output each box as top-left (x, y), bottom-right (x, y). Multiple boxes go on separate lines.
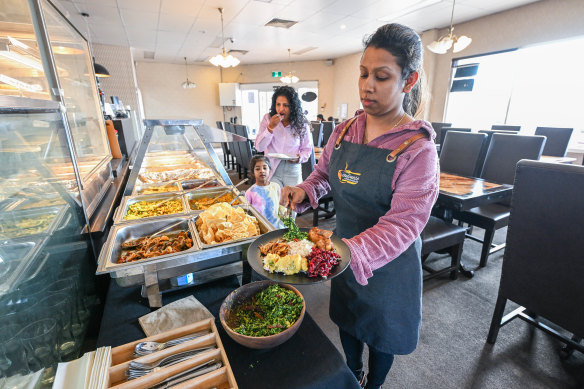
top-left (272, 71), bottom-right (281, 77)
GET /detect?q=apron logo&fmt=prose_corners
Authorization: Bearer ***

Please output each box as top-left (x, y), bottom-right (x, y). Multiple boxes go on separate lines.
top-left (338, 162), bottom-right (361, 185)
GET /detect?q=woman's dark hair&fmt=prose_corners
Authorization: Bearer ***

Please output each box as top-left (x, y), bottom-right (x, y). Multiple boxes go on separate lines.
top-left (327, 116), bottom-right (334, 121)
top-left (364, 23), bottom-right (423, 116)
top-left (250, 154), bottom-right (271, 173)
top-left (317, 114), bottom-right (324, 121)
top-left (269, 86), bottom-right (308, 138)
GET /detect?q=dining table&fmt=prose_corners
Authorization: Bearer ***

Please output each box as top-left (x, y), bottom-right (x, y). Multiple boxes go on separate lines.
top-left (435, 172), bottom-right (514, 277)
top-left (97, 276), bottom-right (361, 389)
top-left (539, 155), bottom-right (577, 164)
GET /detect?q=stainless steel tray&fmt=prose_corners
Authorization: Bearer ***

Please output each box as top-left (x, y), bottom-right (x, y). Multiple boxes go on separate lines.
top-left (184, 187), bottom-right (245, 213)
top-left (192, 204), bottom-right (272, 249)
top-left (132, 181), bottom-right (182, 196)
top-left (0, 237), bottom-right (49, 296)
top-left (0, 205), bottom-right (68, 241)
top-left (113, 192), bottom-right (189, 225)
top-left (97, 216), bottom-right (199, 274)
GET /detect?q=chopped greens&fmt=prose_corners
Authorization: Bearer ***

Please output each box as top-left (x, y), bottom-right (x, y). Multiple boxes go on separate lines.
top-left (233, 284), bottom-right (303, 337)
top-left (281, 216), bottom-right (308, 241)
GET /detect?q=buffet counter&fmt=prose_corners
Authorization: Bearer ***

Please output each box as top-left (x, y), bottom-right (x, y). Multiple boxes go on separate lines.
top-left (97, 276), bottom-right (361, 389)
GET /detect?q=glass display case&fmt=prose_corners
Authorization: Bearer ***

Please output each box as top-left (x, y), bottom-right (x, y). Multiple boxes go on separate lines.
top-left (0, 97), bottom-right (98, 386)
top-left (99, 121), bottom-right (274, 308)
top-left (0, 0), bottom-right (113, 218)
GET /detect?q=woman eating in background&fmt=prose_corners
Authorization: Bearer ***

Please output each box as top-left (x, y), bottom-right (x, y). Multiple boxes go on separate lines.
top-left (255, 86), bottom-right (313, 198)
top-left (281, 24), bottom-right (439, 389)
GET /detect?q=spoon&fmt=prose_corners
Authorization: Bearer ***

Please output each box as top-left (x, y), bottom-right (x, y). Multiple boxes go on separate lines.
top-left (208, 178), bottom-right (248, 203)
top-left (133, 330), bottom-right (209, 356)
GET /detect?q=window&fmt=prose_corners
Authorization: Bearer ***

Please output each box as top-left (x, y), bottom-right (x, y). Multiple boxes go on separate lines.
top-left (444, 36), bottom-right (584, 151)
top-left (240, 81), bottom-right (318, 135)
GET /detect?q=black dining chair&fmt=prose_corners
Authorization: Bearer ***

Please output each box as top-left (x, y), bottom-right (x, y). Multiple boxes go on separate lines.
top-left (216, 121), bottom-right (231, 168)
top-left (438, 127), bottom-right (471, 156)
top-left (224, 122), bottom-right (241, 173)
top-left (234, 124), bottom-right (253, 179)
top-left (321, 121), bottom-right (335, 148)
top-left (310, 122), bottom-right (323, 148)
top-left (534, 126), bottom-right (574, 157)
top-left (431, 122), bottom-right (452, 145)
top-left (440, 131), bottom-right (488, 177)
top-left (420, 216), bottom-right (466, 281)
top-left (491, 124), bottom-right (521, 132)
top-left (487, 160), bottom-right (584, 355)
top-left (300, 149), bottom-right (335, 226)
top-left (453, 133), bottom-right (546, 268)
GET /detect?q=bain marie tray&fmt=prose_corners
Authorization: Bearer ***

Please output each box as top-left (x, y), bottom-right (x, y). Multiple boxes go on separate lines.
top-left (113, 192), bottom-right (190, 225)
top-left (97, 216), bottom-right (199, 273)
top-left (184, 187), bottom-right (244, 213)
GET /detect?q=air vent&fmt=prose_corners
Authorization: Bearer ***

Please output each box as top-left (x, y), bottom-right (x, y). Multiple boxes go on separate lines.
top-left (293, 47), bottom-right (317, 55)
top-left (143, 51), bottom-right (155, 59)
top-left (265, 18), bottom-right (298, 29)
top-left (229, 49), bottom-right (248, 55)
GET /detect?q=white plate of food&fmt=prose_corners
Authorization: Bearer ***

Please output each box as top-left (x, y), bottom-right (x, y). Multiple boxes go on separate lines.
top-left (247, 223), bottom-right (351, 285)
top-left (267, 153), bottom-right (298, 161)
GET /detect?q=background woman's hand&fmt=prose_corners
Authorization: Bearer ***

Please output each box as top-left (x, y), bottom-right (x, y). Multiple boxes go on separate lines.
top-left (280, 186), bottom-right (307, 209)
top-left (267, 114), bottom-right (282, 133)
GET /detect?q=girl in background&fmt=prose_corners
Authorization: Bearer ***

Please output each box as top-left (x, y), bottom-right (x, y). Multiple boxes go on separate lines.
top-left (245, 155), bottom-right (285, 229)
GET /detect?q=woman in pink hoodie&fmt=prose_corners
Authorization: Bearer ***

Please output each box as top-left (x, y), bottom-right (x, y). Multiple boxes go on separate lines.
top-left (282, 24), bottom-right (439, 389)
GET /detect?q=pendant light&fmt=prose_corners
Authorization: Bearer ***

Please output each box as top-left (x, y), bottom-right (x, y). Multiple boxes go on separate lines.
top-left (209, 8), bottom-right (240, 68)
top-left (181, 57), bottom-right (196, 89)
top-left (426, 0), bottom-right (472, 54)
top-left (81, 12), bottom-right (110, 77)
top-left (280, 49), bottom-right (299, 84)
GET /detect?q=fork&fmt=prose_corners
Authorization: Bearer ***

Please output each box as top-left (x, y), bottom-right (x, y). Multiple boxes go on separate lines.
top-left (133, 330), bottom-right (209, 356)
top-left (127, 347), bottom-right (215, 378)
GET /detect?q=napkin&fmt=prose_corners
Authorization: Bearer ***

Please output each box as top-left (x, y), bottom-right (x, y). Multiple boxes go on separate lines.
top-left (138, 295), bottom-right (214, 337)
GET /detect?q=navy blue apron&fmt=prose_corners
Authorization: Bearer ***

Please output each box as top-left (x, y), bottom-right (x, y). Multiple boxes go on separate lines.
top-left (329, 117), bottom-right (425, 355)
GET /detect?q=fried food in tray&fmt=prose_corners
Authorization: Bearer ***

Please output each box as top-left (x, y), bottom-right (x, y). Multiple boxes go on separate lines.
top-left (123, 199), bottom-right (184, 220)
top-left (137, 167), bottom-right (215, 184)
top-left (189, 193), bottom-right (241, 210)
top-left (117, 231), bottom-right (193, 263)
top-left (135, 183), bottom-right (180, 195)
top-left (196, 203), bottom-right (260, 245)
top-left (0, 213), bottom-right (55, 238)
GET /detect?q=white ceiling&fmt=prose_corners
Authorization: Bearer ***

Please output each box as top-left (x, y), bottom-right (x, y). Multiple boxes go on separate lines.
top-left (54, 0), bottom-right (541, 65)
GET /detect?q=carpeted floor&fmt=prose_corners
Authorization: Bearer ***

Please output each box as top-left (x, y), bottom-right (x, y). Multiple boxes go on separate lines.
top-left (227, 163), bottom-right (584, 389)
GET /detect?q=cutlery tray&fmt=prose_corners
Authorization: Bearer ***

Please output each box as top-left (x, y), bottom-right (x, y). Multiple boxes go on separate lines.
top-left (108, 318), bottom-right (238, 389)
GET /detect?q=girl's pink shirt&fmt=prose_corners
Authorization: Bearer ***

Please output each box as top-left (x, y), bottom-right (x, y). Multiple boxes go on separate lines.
top-left (296, 111), bottom-right (439, 285)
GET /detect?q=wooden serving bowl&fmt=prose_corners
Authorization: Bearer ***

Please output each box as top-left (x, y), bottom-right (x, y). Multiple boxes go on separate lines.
top-left (219, 280), bottom-right (305, 349)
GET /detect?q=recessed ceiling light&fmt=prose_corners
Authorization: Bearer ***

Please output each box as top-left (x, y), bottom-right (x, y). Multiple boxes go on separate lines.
top-left (265, 18), bottom-right (298, 29)
top-left (340, 24), bottom-right (346, 30)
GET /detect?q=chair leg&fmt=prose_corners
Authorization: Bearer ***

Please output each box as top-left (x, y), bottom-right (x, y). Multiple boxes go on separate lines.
top-left (449, 242), bottom-right (463, 280)
top-left (480, 228), bottom-right (496, 267)
top-left (313, 209), bottom-right (319, 226)
top-left (487, 294), bottom-right (508, 344)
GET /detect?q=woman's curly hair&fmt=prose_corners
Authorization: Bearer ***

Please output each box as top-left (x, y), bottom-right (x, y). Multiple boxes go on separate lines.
top-left (269, 86), bottom-right (308, 139)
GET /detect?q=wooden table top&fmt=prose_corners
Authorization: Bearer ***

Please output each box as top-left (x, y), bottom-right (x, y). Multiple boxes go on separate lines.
top-left (540, 155), bottom-right (577, 164)
top-left (437, 172), bottom-right (513, 212)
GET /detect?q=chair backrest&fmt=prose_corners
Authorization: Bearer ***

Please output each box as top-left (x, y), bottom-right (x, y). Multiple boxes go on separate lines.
top-left (431, 122), bottom-right (452, 144)
top-left (234, 124), bottom-right (253, 171)
top-left (480, 133), bottom-right (546, 185)
top-left (500, 160), bottom-right (584, 336)
top-left (440, 131), bottom-right (487, 177)
top-left (491, 124), bottom-right (521, 132)
top-left (301, 148), bottom-right (316, 181)
top-left (534, 127), bottom-right (574, 157)
top-left (321, 121), bottom-right (335, 147)
top-left (476, 129), bottom-right (520, 171)
top-left (216, 121), bottom-right (229, 160)
top-left (310, 122), bottom-right (323, 148)
top-left (224, 122), bottom-right (241, 165)
top-left (439, 127), bottom-right (471, 154)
